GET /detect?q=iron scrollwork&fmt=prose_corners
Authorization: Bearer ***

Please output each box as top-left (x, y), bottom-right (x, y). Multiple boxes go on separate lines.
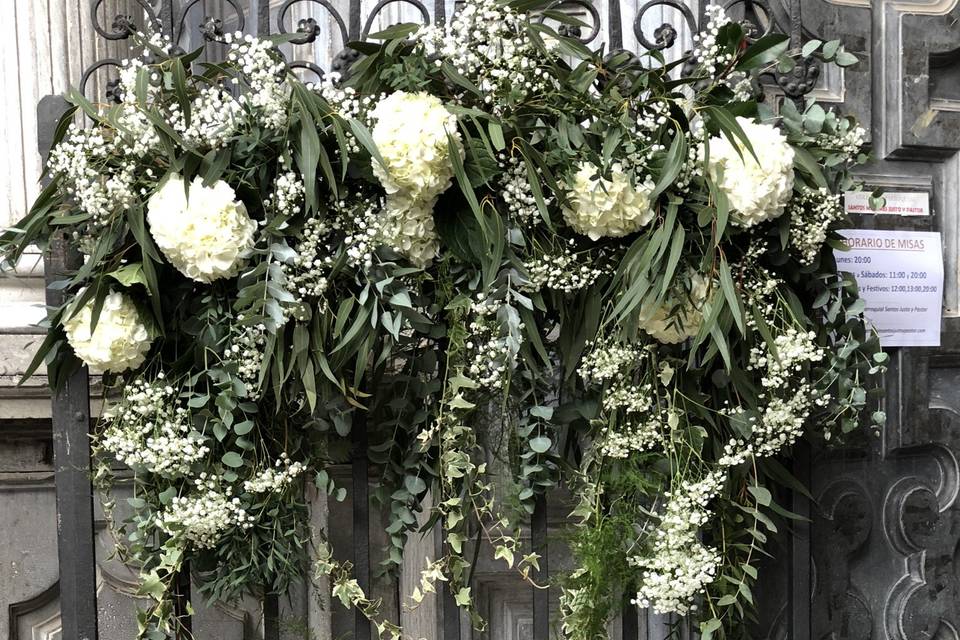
top-left (81, 0), bottom-right (825, 105)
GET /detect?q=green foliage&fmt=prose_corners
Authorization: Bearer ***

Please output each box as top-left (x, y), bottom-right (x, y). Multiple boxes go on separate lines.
top-left (0, 5), bottom-right (885, 639)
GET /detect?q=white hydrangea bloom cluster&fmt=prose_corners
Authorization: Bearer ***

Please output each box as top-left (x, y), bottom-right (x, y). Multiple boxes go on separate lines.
top-left (63, 290), bottom-right (153, 373)
top-left (705, 118), bottom-right (795, 227)
top-left (499, 154), bottom-right (546, 226)
top-left (691, 5), bottom-right (734, 76)
top-left (225, 34), bottom-right (289, 130)
top-left (466, 296), bottom-right (523, 390)
top-left (416, 0), bottom-right (556, 112)
top-left (631, 470), bottom-right (725, 615)
top-left (370, 91), bottom-right (461, 203)
top-left (378, 197), bottom-right (439, 268)
top-left (789, 188), bottom-right (843, 265)
top-left (562, 163), bottom-right (657, 240)
top-left (520, 244), bottom-right (606, 293)
top-left (99, 375), bottom-right (208, 476)
top-left (169, 86), bottom-right (242, 148)
top-left (641, 271), bottom-right (711, 344)
top-left (157, 476), bottom-right (254, 549)
top-left (369, 91), bottom-right (462, 266)
top-left (226, 318), bottom-right (267, 398)
top-left (243, 453), bottom-right (306, 493)
top-left (146, 174), bottom-right (257, 283)
top-left (47, 126), bottom-right (135, 228)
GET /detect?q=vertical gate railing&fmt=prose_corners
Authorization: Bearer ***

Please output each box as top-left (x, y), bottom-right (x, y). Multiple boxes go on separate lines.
top-left (36, 1), bottom-right (818, 638)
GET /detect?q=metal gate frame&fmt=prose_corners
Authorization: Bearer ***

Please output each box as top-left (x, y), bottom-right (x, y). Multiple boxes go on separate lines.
top-left (36, 1), bottom-right (817, 638)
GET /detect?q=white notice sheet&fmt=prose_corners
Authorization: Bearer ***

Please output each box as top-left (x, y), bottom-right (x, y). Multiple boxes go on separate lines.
top-left (835, 230), bottom-right (943, 347)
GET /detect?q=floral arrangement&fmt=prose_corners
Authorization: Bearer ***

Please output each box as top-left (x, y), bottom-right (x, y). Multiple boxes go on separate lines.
top-left (0, 2), bottom-right (884, 638)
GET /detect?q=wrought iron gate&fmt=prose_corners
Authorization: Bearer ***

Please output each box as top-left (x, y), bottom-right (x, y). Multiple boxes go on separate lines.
top-left (26, 1), bottom-right (960, 639)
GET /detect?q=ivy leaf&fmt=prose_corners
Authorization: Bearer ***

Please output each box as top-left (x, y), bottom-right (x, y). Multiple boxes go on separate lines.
top-left (455, 587), bottom-right (472, 607)
top-left (107, 263), bottom-right (146, 288)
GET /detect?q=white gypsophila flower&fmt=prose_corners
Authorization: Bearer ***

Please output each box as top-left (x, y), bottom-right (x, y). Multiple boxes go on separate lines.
top-left (705, 117), bottom-right (795, 227)
top-left (641, 271), bottom-right (711, 344)
top-left (579, 340), bottom-right (646, 385)
top-left (157, 476), bottom-right (254, 549)
top-left (47, 125), bottom-right (137, 229)
top-left (169, 86), bottom-right (242, 148)
top-left (598, 408), bottom-right (662, 458)
top-left (520, 242), bottom-right (606, 294)
top-left (379, 195), bottom-right (440, 268)
top-left (146, 174), bottom-right (256, 283)
top-left (243, 453), bottom-right (306, 493)
top-left (63, 290), bottom-right (153, 373)
top-left (114, 59), bottom-right (162, 157)
top-left (691, 5), bottom-right (734, 77)
top-left (225, 33), bottom-right (290, 129)
top-left (499, 153), bottom-right (547, 226)
top-left (465, 296), bottom-right (524, 390)
top-left (562, 163), bottom-right (656, 240)
top-left (630, 470), bottom-right (725, 615)
top-left (369, 91), bottom-right (462, 203)
top-left (789, 187), bottom-right (843, 265)
top-left (99, 375), bottom-right (208, 476)
top-left (415, 0), bottom-right (557, 114)
top-left (226, 318), bottom-right (267, 398)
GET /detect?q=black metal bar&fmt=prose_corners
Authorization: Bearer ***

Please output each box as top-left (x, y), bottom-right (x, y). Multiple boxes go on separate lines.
top-left (788, 0), bottom-right (802, 49)
top-left (263, 592), bottom-right (281, 640)
top-left (159, 0), bottom-right (175, 39)
top-left (440, 574), bottom-right (461, 639)
top-left (622, 601), bottom-right (638, 640)
top-left (258, 0), bottom-right (271, 36)
top-left (173, 566), bottom-right (192, 639)
top-left (348, 0), bottom-right (363, 40)
top-left (608, 0), bottom-right (623, 50)
top-left (352, 418), bottom-right (372, 640)
top-left (788, 440), bottom-right (811, 640)
top-left (531, 493), bottom-right (549, 639)
top-left (434, 522), bottom-right (461, 640)
top-left (39, 94), bottom-right (100, 640)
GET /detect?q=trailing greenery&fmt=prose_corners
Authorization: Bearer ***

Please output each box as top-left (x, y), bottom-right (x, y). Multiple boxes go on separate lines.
top-left (0, 2), bottom-right (883, 638)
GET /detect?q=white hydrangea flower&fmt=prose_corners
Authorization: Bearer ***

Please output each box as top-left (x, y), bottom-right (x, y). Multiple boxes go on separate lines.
top-left (642, 271), bottom-right (711, 344)
top-left (706, 118), bottom-right (795, 227)
top-left (63, 291), bottom-right (152, 373)
top-left (562, 163), bottom-right (656, 240)
top-left (146, 174), bottom-right (256, 283)
top-left (379, 196), bottom-right (440, 268)
top-left (370, 91), bottom-right (462, 203)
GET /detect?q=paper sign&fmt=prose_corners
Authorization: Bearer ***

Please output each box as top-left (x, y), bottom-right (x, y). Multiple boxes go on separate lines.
top-left (835, 230), bottom-right (943, 347)
top-left (844, 191), bottom-right (929, 216)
